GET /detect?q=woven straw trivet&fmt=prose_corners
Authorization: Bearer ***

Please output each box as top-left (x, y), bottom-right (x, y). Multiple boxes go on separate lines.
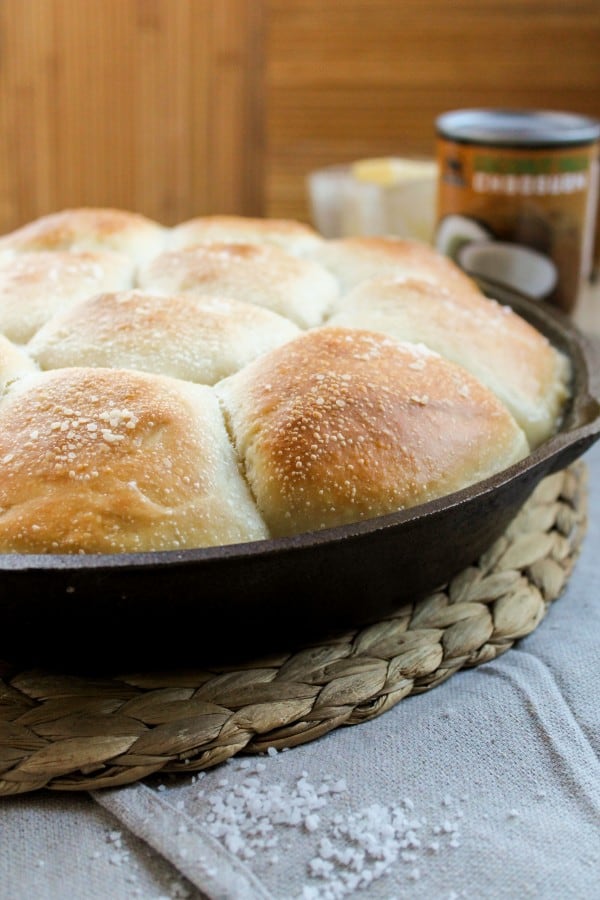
top-left (0, 462), bottom-right (588, 797)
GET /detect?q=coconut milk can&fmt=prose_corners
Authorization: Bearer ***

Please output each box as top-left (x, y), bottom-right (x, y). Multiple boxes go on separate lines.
top-left (435, 109), bottom-right (600, 313)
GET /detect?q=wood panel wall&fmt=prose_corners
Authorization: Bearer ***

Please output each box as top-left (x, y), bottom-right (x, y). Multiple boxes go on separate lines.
top-left (0, 1), bottom-right (598, 233)
top-left (0, 0), bottom-right (265, 232)
top-left (265, 0), bottom-right (600, 221)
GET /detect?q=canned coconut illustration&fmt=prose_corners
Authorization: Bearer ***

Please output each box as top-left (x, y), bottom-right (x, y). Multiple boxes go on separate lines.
top-left (435, 109), bottom-right (600, 313)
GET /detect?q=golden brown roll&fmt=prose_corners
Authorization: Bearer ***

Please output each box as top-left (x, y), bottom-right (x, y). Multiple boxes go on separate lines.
top-left (28, 290), bottom-right (300, 385)
top-left (0, 207), bottom-right (573, 555)
top-left (327, 277), bottom-right (571, 448)
top-left (310, 236), bottom-right (479, 294)
top-left (0, 367), bottom-right (268, 553)
top-left (138, 242), bottom-right (338, 328)
top-left (216, 327), bottom-right (529, 537)
top-left (0, 250), bottom-right (134, 343)
top-left (0, 208), bottom-right (167, 265)
top-left (169, 214), bottom-right (324, 257)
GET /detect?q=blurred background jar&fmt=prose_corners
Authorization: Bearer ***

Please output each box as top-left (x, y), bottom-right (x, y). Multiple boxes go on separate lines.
top-left (434, 109), bottom-right (600, 316)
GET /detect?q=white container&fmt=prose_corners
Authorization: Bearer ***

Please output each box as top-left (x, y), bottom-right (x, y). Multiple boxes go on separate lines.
top-left (307, 158), bottom-right (438, 242)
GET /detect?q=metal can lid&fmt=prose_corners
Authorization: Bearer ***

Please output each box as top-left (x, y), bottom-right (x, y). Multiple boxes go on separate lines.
top-left (436, 109), bottom-right (600, 148)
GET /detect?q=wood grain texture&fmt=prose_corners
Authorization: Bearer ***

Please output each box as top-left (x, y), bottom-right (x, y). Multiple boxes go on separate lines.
top-left (0, 1), bottom-right (598, 232)
top-left (265, 0), bottom-right (600, 221)
top-left (0, 0), bottom-right (265, 232)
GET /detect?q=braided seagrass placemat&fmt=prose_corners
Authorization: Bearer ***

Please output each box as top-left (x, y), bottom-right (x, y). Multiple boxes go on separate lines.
top-left (0, 462), bottom-right (588, 796)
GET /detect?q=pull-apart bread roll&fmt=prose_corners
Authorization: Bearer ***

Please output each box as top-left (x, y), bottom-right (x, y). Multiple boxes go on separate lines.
top-left (138, 242), bottom-right (338, 329)
top-left (169, 214), bottom-right (324, 257)
top-left (0, 367), bottom-right (268, 553)
top-left (217, 327), bottom-right (529, 538)
top-left (328, 278), bottom-right (571, 448)
top-left (0, 250), bottom-right (134, 343)
top-left (28, 290), bottom-right (300, 385)
top-left (0, 208), bottom-right (167, 265)
top-left (0, 208), bottom-right (572, 554)
top-left (310, 236), bottom-right (479, 294)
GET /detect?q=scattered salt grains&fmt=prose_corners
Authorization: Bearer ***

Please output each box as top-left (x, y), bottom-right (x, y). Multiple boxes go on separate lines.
top-left (104, 828), bottom-right (130, 867)
top-left (197, 759), bottom-right (465, 899)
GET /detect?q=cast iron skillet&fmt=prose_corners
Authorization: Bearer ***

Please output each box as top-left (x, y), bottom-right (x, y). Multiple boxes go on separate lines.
top-left (1, 278), bottom-right (599, 670)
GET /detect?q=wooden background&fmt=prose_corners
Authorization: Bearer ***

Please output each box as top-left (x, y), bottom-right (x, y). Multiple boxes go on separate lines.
top-left (0, 0), bottom-right (598, 233)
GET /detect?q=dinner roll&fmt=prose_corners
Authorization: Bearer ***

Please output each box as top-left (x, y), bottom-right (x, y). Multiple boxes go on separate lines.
top-left (0, 367), bottom-right (268, 553)
top-left (169, 214), bottom-right (324, 257)
top-left (0, 333), bottom-right (38, 391)
top-left (0, 207), bottom-right (573, 555)
top-left (217, 327), bottom-right (529, 538)
top-left (328, 277), bottom-right (571, 448)
top-left (0, 250), bottom-right (134, 343)
top-left (0, 208), bottom-right (167, 265)
top-left (28, 290), bottom-right (300, 384)
top-left (138, 242), bottom-right (338, 328)
top-left (310, 236), bottom-right (479, 294)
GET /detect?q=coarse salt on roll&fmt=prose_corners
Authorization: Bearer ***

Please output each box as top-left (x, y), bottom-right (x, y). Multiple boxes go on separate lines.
top-left (328, 277), bottom-right (571, 448)
top-left (0, 367), bottom-right (268, 553)
top-left (138, 242), bottom-right (338, 328)
top-left (0, 250), bottom-right (134, 343)
top-left (28, 290), bottom-right (300, 385)
top-left (217, 326), bottom-right (529, 537)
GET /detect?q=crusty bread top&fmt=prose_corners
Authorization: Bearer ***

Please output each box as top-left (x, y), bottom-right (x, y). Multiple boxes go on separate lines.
top-left (169, 214), bottom-right (324, 256)
top-left (138, 242), bottom-right (339, 328)
top-left (310, 236), bottom-right (480, 294)
top-left (328, 277), bottom-right (571, 448)
top-left (217, 327), bottom-right (529, 538)
top-left (0, 250), bottom-right (134, 343)
top-left (28, 290), bottom-right (300, 385)
top-left (0, 207), bottom-right (571, 553)
top-left (0, 367), bottom-right (268, 553)
top-left (0, 208), bottom-right (167, 264)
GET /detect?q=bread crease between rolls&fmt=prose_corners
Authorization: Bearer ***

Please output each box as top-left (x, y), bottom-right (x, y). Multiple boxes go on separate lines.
top-left (0, 208), bottom-right (572, 554)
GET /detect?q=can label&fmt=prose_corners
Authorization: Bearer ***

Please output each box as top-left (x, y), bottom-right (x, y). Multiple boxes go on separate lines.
top-left (436, 138), bottom-right (599, 312)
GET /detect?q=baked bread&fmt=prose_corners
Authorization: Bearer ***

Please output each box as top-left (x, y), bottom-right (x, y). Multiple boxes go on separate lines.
top-left (0, 207), bottom-right (167, 264)
top-left (328, 277), bottom-right (570, 448)
top-left (309, 236), bottom-right (480, 294)
top-left (0, 250), bottom-right (134, 343)
top-left (0, 333), bottom-right (38, 391)
top-left (216, 327), bottom-right (529, 537)
top-left (0, 207), bottom-right (571, 554)
top-left (28, 290), bottom-right (300, 385)
top-left (0, 367), bottom-right (268, 553)
top-left (169, 214), bottom-right (324, 257)
top-left (138, 241), bottom-right (338, 328)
